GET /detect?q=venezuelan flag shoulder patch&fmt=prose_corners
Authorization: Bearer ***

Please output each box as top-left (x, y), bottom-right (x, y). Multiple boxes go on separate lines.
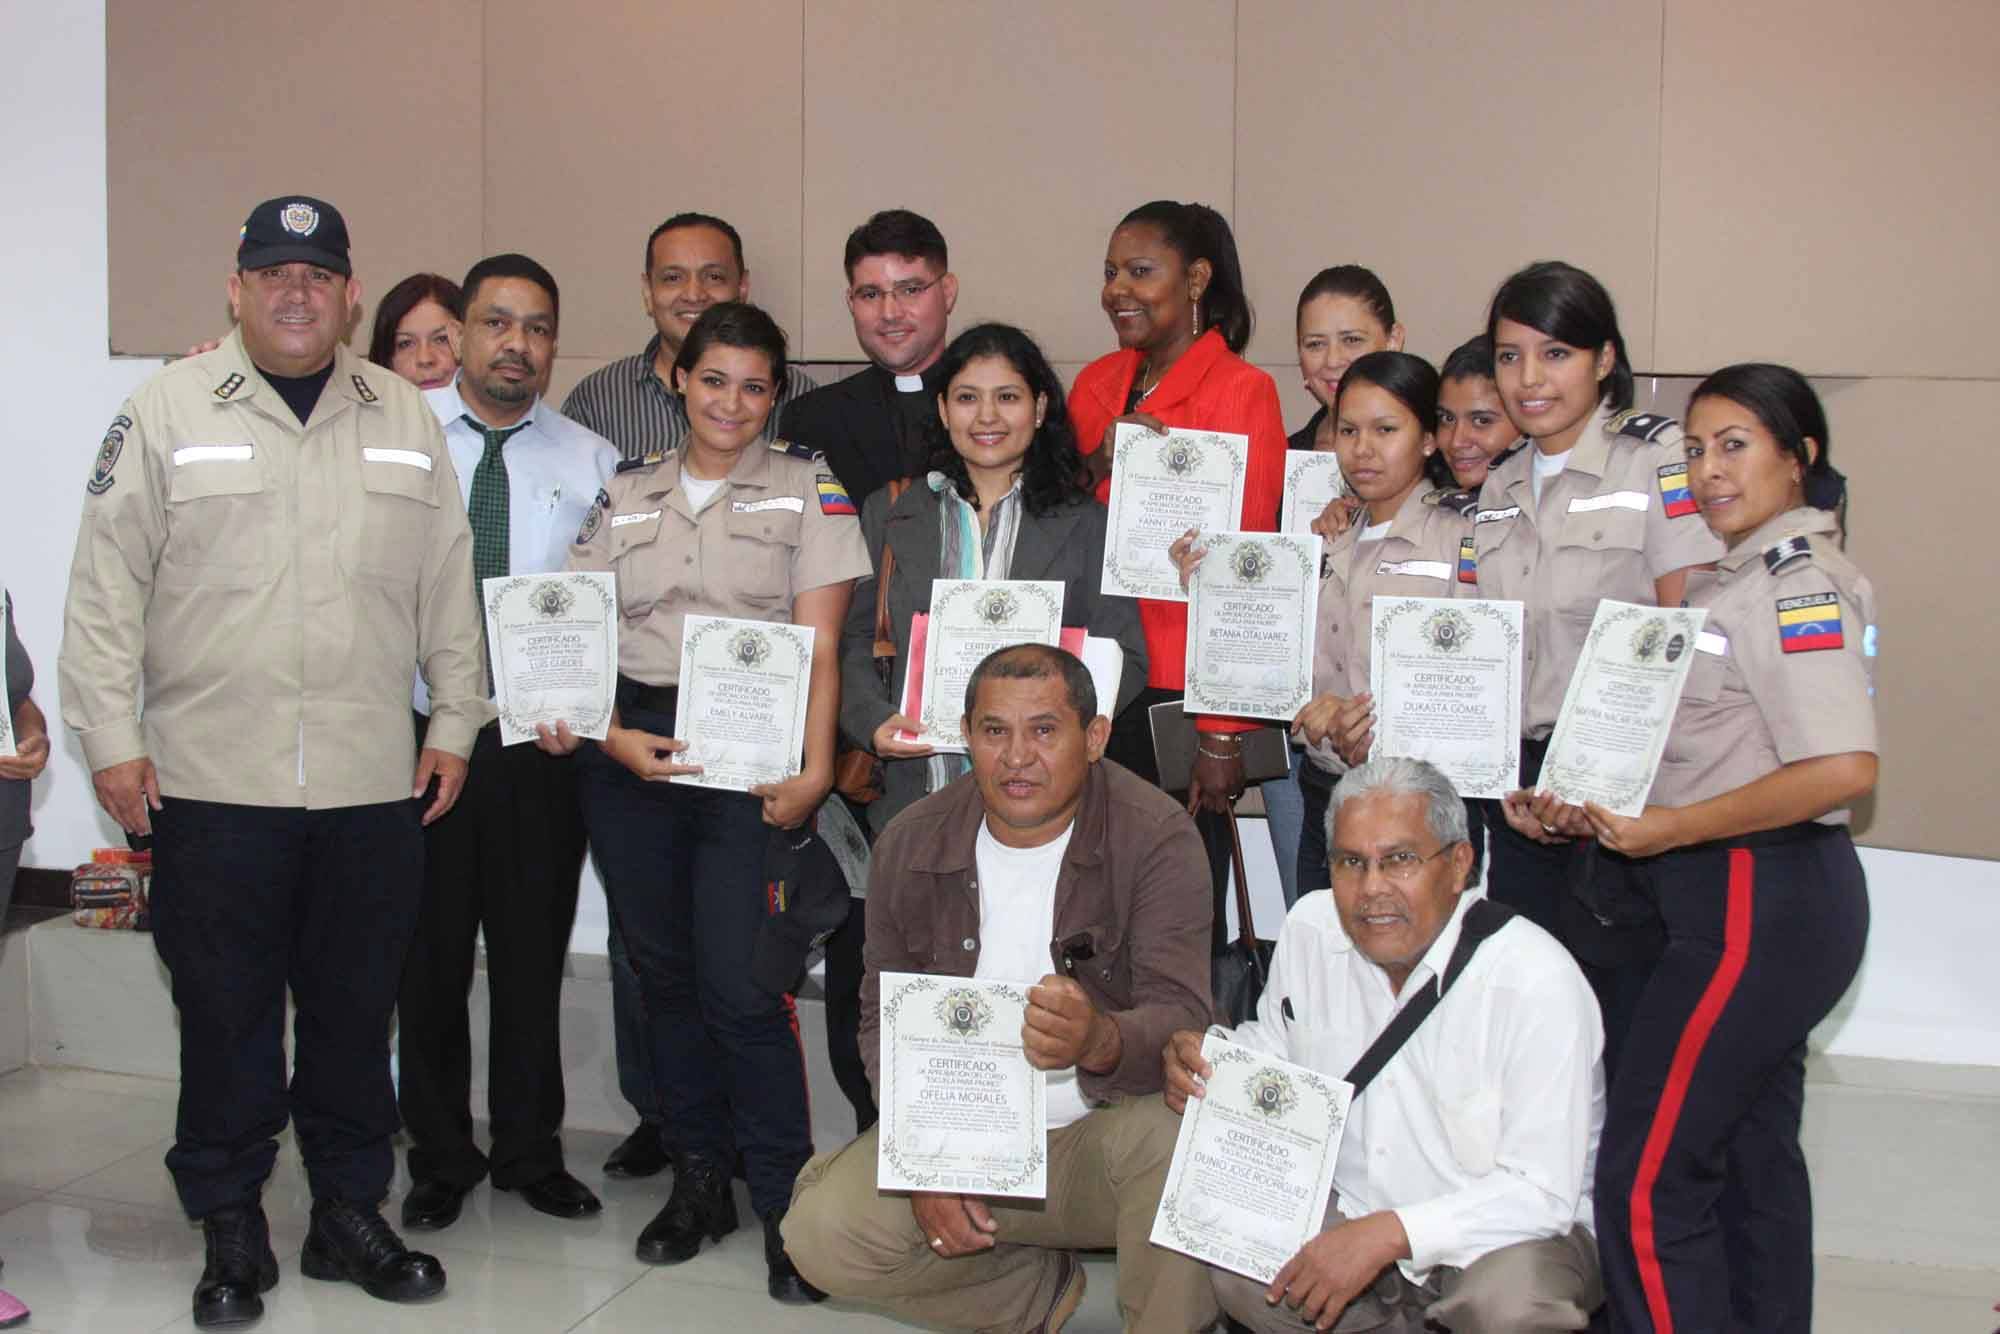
top-left (1776, 591), bottom-right (1843, 653)
top-left (1457, 534), bottom-right (1478, 584)
top-left (815, 473), bottom-right (856, 516)
top-left (1656, 462), bottom-right (1698, 518)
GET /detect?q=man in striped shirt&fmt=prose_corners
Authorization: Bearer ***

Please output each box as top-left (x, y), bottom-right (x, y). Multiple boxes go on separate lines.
top-left (562, 212), bottom-right (816, 462)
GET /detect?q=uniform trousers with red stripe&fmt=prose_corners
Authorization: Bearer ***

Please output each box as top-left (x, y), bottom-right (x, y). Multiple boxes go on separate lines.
top-left (576, 698), bottom-right (813, 1219)
top-left (1595, 823), bottom-right (1867, 1333)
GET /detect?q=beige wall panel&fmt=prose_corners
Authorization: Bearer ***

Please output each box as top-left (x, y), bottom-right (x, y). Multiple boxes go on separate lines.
top-left (801, 0), bottom-right (1236, 364)
top-left (1235, 1), bottom-right (1663, 372)
top-left (483, 0), bottom-right (806, 362)
top-left (1656, 0), bottom-right (2000, 378)
top-left (107, 0), bottom-right (485, 356)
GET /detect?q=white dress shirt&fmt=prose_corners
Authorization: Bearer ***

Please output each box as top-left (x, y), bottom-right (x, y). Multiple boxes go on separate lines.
top-left (1226, 890), bottom-right (1604, 1280)
top-left (414, 379), bottom-right (619, 711)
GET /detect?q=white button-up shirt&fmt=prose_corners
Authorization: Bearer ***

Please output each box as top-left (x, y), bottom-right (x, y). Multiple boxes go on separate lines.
top-left (415, 379), bottom-right (618, 710)
top-left (1225, 890), bottom-right (1604, 1279)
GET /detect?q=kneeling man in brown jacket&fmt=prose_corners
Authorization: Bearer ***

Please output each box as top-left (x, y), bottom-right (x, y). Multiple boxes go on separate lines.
top-left (784, 643), bottom-right (1218, 1332)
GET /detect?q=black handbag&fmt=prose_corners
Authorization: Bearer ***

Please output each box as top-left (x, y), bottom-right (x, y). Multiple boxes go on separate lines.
top-left (1209, 808), bottom-right (1274, 1027)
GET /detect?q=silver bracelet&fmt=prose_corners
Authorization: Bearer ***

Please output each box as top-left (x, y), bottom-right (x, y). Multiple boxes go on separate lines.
top-left (1196, 743), bottom-right (1240, 761)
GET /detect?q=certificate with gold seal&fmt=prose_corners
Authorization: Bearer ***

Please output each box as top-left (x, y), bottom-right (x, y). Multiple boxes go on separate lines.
top-left (876, 972), bottom-right (1047, 1199)
top-left (1540, 600), bottom-right (1710, 816)
top-left (1370, 596), bottom-right (1523, 798)
top-left (483, 572), bottom-right (617, 747)
top-left (1184, 532), bottom-right (1322, 722)
top-left (908, 580), bottom-right (1066, 752)
top-left (1101, 424), bottom-right (1248, 602)
top-left (1150, 1033), bottom-right (1349, 1283)
top-left (670, 614), bottom-right (816, 793)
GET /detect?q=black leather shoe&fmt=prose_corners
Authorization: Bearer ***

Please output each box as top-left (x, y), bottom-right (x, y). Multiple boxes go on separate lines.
top-left (400, 1178), bottom-right (469, 1232)
top-left (501, 1168), bottom-right (602, 1220)
top-left (634, 1151), bottom-right (737, 1264)
top-left (603, 1123), bottom-right (672, 1179)
top-left (761, 1210), bottom-right (826, 1305)
top-left (193, 1205), bottom-right (278, 1329)
top-left (301, 1200), bottom-right (446, 1303)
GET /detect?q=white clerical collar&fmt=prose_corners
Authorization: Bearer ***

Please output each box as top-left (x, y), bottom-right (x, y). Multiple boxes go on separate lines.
top-left (894, 374), bottom-right (925, 392)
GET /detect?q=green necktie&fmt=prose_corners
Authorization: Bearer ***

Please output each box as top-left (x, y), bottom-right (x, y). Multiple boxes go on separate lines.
top-left (465, 416), bottom-right (528, 588)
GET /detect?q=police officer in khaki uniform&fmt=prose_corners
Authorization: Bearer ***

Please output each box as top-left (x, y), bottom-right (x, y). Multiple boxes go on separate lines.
top-left (1470, 262), bottom-right (1723, 1077)
top-left (538, 302), bottom-right (869, 1303)
top-left (1508, 364), bottom-right (1873, 1334)
top-left (59, 196), bottom-right (485, 1327)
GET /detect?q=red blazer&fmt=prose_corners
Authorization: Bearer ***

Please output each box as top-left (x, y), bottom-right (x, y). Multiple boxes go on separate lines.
top-left (1070, 331), bottom-right (1287, 721)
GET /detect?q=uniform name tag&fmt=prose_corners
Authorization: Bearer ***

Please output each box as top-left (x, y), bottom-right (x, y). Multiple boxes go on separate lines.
top-left (1567, 490), bottom-right (1649, 514)
top-left (1473, 506), bottom-right (1520, 524)
top-left (172, 444), bottom-right (254, 465)
top-left (610, 510), bottom-right (662, 528)
top-left (1695, 631), bottom-right (1729, 656)
top-left (1375, 559), bottom-right (1452, 580)
top-left (732, 496), bottom-right (805, 514)
top-left (361, 448), bottom-right (432, 470)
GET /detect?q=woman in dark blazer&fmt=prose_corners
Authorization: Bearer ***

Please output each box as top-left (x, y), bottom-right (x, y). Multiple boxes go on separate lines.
top-left (840, 323), bottom-right (1147, 835)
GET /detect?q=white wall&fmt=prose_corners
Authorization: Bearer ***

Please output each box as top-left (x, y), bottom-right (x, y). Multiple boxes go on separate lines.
top-left (4, 0), bottom-right (1995, 1064)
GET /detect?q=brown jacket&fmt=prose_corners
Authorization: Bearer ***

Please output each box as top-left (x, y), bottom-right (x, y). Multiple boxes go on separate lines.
top-left (860, 759), bottom-right (1213, 1103)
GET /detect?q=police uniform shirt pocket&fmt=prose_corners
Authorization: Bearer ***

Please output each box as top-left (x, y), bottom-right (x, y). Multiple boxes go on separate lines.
top-left (724, 505), bottom-right (798, 603)
top-left (606, 510), bottom-right (668, 616)
top-left (161, 447), bottom-right (270, 582)
top-left (355, 452), bottom-right (441, 581)
top-left (1440, 1085), bottom-right (1502, 1176)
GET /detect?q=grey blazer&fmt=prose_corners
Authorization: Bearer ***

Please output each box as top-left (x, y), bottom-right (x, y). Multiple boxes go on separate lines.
top-left (839, 484), bottom-right (1148, 835)
top-left (3, 593), bottom-right (36, 848)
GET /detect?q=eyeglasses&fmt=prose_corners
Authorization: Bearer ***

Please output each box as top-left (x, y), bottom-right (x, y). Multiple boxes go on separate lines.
top-left (847, 277), bottom-right (941, 307)
top-left (1329, 843), bottom-right (1461, 885)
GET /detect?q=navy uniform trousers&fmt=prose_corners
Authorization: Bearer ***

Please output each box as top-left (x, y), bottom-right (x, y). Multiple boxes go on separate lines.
top-left (575, 697), bottom-right (813, 1219)
top-left (1596, 823), bottom-right (1868, 1333)
top-left (151, 796), bottom-right (422, 1218)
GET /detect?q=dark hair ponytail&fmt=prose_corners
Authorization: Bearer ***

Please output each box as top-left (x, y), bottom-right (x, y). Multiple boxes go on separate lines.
top-left (672, 301), bottom-right (789, 390)
top-left (1119, 200), bottom-right (1254, 353)
top-left (1297, 265), bottom-right (1396, 333)
top-left (1486, 261), bottom-right (1634, 412)
top-left (1334, 350), bottom-right (1441, 429)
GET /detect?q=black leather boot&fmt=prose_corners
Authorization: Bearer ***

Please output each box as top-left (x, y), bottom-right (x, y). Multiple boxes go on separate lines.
top-left (301, 1199), bottom-right (446, 1302)
top-left (761, 1209), bottom-right (827, 1305)
top-left (193, 1205), bottom-right (278, 1329)
top-left (634, 1150), bottom-right (738, 1264)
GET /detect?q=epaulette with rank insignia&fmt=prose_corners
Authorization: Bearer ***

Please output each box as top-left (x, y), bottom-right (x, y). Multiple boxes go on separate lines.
top-left (213, 373), bottom-right (246, 401)
top-left (1608, 409), bottom-right (1675, 443)
top-left (1762, 534), bottom-right (1813, 575)
top-left (1424, 486), bottom-right (1478, 517)
top-left (351, 374), bottom-right (378, 404)
top-left (615, 452), bottom-right (665, 474)
top-left (774, 438), bottom-right (824, 462)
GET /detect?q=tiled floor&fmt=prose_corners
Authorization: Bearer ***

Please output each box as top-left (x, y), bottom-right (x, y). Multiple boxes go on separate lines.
top-left (0, 1067), bottom-right (1991, 1333)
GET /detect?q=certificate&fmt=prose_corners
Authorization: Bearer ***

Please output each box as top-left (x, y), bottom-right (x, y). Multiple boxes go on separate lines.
top-left (1101, 425), bottom-right (1248, 602)
top-left (1151, 1034), bottom-right (1349, 1284)
top-left (1370, 596), bottom-right (1524, 798)
top-left (1185, 532), bottom-right (1321, 722)
top-left (904, 580), bottom-right (1066, 751)
top-left (671, 614), bottom-right (815, 792)
top-left (483, 572), bottom-right (617, 746)
top-left (0, 593), bottom-right (13, 757)
top-left (876, 972), bottom-right (1047, 1198)
top-left (1540, 600), bottom-right (1710, 816)
top-left (1280, 451), bottom-right (1345, 534)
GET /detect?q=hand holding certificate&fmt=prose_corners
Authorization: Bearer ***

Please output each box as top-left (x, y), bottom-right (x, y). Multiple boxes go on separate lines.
top-left (1280, 451), bottom-right (1345, 535)
top-left (1152, 1034), bottom-right (1348, 1283)
top-left (1370, 596), bottom-right (1524, 798)
top-left (1539, 600), bottom-right (1709, 816)
top-left (671, 614), bottom-right (815, 792)
top-left (877, 972), bottom-right (1047, 1198)
top-left (1185, 532), bottom-right (1321, 722)
top-left (1102, 424), bottom-right (1248, 601)
top-left (484, 572), bottom-right (617, 746)
top-left (899, 580), bottom-right (1066, 751)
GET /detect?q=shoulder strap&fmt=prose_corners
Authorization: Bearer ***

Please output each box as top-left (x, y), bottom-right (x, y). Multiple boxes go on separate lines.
top-left (1341, 897), bottom-right (1515, 1098)
top-left (872, 476), bottom-right (915, 660)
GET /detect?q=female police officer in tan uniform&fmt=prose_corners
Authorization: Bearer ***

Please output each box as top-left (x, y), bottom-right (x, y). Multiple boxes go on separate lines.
top-left (539, 303), bottom-right (869, 1302)
top-left (1471, 261), bottom-right (1722, 1074)
top-left (1511, 364), bottom-right (1873, 1333)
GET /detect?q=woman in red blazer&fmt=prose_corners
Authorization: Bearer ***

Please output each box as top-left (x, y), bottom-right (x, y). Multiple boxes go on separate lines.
top-left (1071, 200), bottom-right (1287, 813)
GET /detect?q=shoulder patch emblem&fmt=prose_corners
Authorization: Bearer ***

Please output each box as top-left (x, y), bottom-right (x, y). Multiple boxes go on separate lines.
top-left (1762, 534), bottom-right (1812, 574)
top-left (351, 374), bottom-right (378, 403)
top-left (1656, 461), bottom-right (1698, 518)
top-left (776, 439), bottom-right (824, 462)
top-left (576, 488), bottom-right (610, 544)
top-left (1776, 591), bottom-right (1843, 653)
top-left (615, 451), bottom-right (665, 475)
top-left (213, 372), bottom-right (246, 401)
top-left (815, 472), bottom-right (856, 516)
top-left (87, 414), bottom-right (132, 496)
top-left (1611, 410), bottom-right (1675, 443)
top-left (1457, 534), bottom-right (1478, 584)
